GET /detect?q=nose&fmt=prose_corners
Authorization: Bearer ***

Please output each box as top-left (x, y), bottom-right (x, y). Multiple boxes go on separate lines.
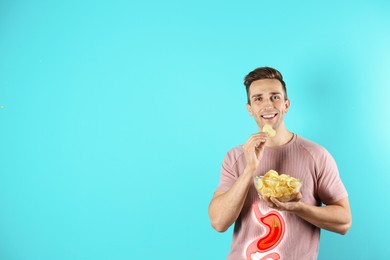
top-left (263, 99), bottom-right (273, 108)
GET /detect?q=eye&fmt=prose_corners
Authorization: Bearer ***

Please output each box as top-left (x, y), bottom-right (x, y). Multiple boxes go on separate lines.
top-left (254, 96), bottom-right (262, 102)
top-left (271, 95), bottom-right (280, 101)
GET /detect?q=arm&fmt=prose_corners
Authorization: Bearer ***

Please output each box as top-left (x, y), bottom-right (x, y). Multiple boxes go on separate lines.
top-left (208, 132), bottom-right (269, 232)
top-left (208, 168), bottom-right (254, 232)
top-left (268, 196), bottom-right (352, 235)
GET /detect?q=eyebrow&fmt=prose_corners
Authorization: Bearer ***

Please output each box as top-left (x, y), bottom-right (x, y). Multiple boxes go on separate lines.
top-left (251, 92), bottom-right (282, 99)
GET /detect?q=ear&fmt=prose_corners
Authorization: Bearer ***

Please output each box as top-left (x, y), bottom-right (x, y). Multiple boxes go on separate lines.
top-left (284, 99), bottom-right (290, 113)
top-left (246, 103), bottom-right (253, 116)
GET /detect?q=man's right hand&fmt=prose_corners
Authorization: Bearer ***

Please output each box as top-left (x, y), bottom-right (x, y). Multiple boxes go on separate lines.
top-left (242, 132), bottom-right (269, 174)
top-left (209, 132), bottom-right (269, 232)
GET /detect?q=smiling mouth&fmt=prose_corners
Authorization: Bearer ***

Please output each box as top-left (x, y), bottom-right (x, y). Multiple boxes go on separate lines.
top-left (261, 113), bottom-right (278, 120)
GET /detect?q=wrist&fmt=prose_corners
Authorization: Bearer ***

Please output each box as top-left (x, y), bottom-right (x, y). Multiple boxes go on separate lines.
top-left (244, 166), bottom-right (257, 176)
top-left (291, 201), bottom-right (305, 213)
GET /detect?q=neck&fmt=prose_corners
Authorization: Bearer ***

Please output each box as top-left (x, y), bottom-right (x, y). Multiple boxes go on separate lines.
top-left (261, 126), bottom-right (293, 147)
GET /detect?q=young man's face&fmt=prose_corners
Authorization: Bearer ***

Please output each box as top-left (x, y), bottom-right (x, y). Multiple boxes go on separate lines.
top-left (246, 79), bottom-right (290, 131)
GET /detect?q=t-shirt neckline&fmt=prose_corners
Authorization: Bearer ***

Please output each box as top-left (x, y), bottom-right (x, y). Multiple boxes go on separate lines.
top-left (264, 133), bottom-right (297, 151)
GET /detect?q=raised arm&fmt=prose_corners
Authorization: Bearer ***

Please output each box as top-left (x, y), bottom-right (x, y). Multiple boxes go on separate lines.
top-left (208, 132), bottom-right (269, 232)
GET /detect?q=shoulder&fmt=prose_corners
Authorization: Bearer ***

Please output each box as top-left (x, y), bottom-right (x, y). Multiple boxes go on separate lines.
top-left (224, 145), bottom-right (245, 162)
top-left (294, 135), bottom-right (335, 165)
top-left (295, 135), bottom-right (329, 156)
top-left (219, 145), bottom-right (246, 177)
top-left (221, 145), bottom-right (246, 169)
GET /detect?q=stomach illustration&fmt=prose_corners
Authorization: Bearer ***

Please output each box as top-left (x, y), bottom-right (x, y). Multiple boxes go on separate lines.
top-left (245, 203), bottom-right (286, 260)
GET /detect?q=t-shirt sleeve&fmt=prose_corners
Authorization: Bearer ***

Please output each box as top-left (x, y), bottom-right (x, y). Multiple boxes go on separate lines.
top-left (316, 148), bottom-right (348, 205)
top-left (215, 149), bottom-right (241, 193)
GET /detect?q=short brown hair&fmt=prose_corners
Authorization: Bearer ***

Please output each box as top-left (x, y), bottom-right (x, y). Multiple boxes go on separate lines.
top-left (244, 67), bottom-right (287, 104)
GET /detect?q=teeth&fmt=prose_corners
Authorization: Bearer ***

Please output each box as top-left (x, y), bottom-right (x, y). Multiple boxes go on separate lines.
top-left (262, 114), bottom-right (275, 119)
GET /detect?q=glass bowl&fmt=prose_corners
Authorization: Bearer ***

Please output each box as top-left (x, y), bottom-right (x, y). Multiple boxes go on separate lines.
top-left (254, 175), bottom-right (302, 202)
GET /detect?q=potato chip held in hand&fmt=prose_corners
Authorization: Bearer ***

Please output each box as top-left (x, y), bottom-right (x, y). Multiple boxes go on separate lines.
top-left (254, 169), bottom-right (302, 202)
top-left (262, 124), bottom-right (276, 137)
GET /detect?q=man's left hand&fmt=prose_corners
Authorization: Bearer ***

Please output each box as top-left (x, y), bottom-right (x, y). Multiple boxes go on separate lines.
top-left (263, 193), bottom-right (303, 212)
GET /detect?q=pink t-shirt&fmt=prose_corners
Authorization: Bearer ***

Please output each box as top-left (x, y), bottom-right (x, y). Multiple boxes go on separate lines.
top-left (215, 134), bottom-right (348, 260)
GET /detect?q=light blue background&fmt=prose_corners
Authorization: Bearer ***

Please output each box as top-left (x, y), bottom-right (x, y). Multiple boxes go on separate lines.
top-left (1, 0), bottom-right (389, 259)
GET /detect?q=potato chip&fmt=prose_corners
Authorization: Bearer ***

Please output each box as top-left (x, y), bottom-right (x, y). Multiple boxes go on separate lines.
top-left (288, 180), bottom-right (300, 189)
top-left (254, 169), bottom-right (301, 202)
top-left (275, 186), bottom-right (289, 194)
top-left (262, 124), bottom-right (276, 137)
top-left (264, 169), bottom-right (278, 178)
top-left (262, 187), bottom-right (273, 196)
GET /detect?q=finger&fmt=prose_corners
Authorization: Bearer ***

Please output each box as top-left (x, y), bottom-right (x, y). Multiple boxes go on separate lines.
top-left (244, 139), bottom-right (266, 152)
top-left (251, 131), bottom-right (269, 136)
top-left (287, 192), bottom-right (302, 202)
top-left (270, 197), bottom-right (282, 207)
top-left (246, 132), bottom-right (269, 143)
top-left (250, 133), bottom-right (269, 142)
top-left (289, 192), bottom-right (302, 202)
top-left (255, 139), bottom-right (267, 149)
top-left (265, 201), bottom-right (275, 208)
top-left (262, 196), bottom-right (271, 203)
top-left (262, 196), bottom-right (275, 208)
top-left (248, 136), bottom-right (268, 148)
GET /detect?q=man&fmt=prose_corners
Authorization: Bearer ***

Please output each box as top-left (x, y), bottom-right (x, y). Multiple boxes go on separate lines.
top-left (208, 67), bottom-right (352, 260)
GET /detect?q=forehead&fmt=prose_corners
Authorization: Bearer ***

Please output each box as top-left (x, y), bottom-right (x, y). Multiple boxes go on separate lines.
top-left (249, 79), bottom-right (284, 96)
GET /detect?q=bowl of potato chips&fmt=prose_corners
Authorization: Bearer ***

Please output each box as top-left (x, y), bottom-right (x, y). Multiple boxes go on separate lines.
top-left (254, 170), bottom-right (302, 202)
